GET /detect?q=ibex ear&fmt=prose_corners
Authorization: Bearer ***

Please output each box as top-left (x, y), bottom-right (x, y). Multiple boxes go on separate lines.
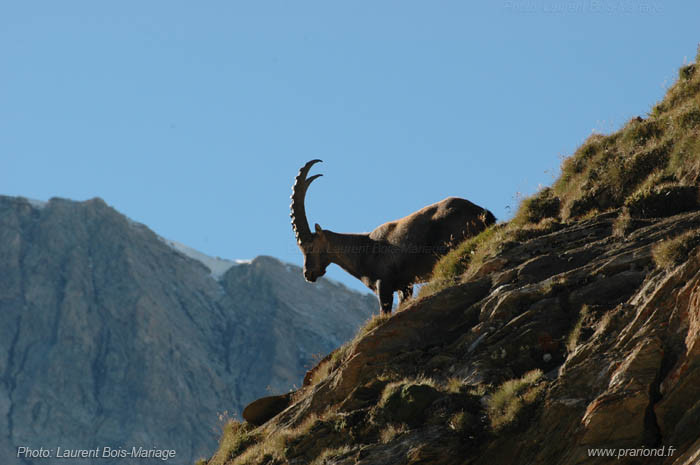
top-left (314, 223), bottom-right (323, 234)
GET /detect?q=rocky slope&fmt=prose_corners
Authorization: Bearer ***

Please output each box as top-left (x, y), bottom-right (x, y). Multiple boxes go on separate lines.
top-left (207, 210), bottom-right (700, 465)
top-left (0, 195), bottom-right (375, 465)
top-left (206, 56), bottom-right (700, 464)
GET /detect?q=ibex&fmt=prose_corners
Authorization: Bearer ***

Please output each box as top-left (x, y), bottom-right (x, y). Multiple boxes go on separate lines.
top-left (291, 160), bottom-right (496, 313)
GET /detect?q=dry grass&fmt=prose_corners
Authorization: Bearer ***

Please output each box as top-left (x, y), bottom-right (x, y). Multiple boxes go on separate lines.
top-left (226, 411), bottom-right (333, 465)
top-left (549, 52), bottom-right (700, 222)
top-left (652, 231), bottom-right (700, 269)
top-left (379, 423), bottom-right (409, 444)
top-left (357, 312), bottom-right (392, 338)
top-left (419, 225), bottom-right (501, 297)
top-left (468, 384), bottom-right (488, 397)
top-left (309, 357), bottom-right (335, 387)
top-left (208, 420), bottom-right (257, 465)
top-left (445, 377), bottom-right (463, 394)
top-left (378, 376), bottom-right (438, 407)
top-left (510, 217), bottom-right (562, 242)
top-left (487, 369), bottom-right (544, 431)
top-left (612, 210), bottom-right (633, 237)
top-left (567, 305), bottom-right (590, 353)
top-left (511, 187), bottom-right (561, 225)
top-left (430, 226), bottom-right (497, 279)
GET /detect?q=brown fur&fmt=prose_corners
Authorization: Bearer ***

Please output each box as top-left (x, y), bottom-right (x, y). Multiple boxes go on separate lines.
top-left (291, 161), bottom-right (495, 313)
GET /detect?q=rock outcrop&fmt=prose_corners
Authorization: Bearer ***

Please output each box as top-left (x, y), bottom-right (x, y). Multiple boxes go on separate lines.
top-left (0, 195), bottom-right (375, 465)
top-left (209, 209), bottom-right (700, 465)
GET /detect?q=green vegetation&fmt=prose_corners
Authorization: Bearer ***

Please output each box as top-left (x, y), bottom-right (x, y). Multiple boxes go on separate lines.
top-left (652, 231), bottom-right (700, 269)
top-left (419, 226), bottom-right (499, 297)
top-left (218, 412), bottom-right (333, 465)
top-left (214, 372), bottom-right (482, 463)
top-left (432, 226), bottom-right (498, 281)
top-left (512, 187), bottom-right (561, 224)
top-left (487, 369), bottom-right (544, 431)
top-left (552, 101), bottom-right (698, 221)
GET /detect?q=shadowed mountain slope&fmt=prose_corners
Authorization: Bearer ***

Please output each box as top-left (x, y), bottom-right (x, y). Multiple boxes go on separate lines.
top-left (0, 195), bottom-right (375, 465)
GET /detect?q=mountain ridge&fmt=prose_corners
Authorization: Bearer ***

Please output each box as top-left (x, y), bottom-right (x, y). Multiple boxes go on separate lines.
top-left (0, 194), bottom-right (376, 465)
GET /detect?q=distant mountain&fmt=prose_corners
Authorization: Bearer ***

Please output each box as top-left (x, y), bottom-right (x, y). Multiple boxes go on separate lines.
top-left (0, 195), bottom-right (376, 465)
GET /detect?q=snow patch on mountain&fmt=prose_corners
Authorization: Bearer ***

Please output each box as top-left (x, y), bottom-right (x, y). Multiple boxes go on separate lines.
top-left (19, 197), bottom-right (48, 209)
top-left (159, 238), bottom-right (242, 279)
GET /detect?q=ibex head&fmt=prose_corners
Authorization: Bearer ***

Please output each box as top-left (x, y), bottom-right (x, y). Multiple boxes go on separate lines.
top-left (290, 160), bottom-right (331, 282)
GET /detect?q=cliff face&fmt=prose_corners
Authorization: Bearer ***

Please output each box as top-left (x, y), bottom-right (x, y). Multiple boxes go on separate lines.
top-left (208, 57), bottom-right (700, 465)
top-left (0, 196), bottom-right (375, 465)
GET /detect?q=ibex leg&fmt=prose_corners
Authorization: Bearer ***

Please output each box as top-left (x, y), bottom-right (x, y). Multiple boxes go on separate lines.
top-left (376, 279), bottom-right (394, 314)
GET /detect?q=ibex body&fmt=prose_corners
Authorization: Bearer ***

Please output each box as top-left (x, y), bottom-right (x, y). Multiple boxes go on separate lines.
top-left (291, 160), bottom-right (496, 313)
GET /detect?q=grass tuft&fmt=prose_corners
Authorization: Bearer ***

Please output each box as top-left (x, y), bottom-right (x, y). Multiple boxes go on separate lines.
top-left (432, 226), bottom-right (497, 281)
top-left (226, 411), bottom-right (340, 465)
top-left (652, 231), bottom-right (700, 269)
top-left (612, 210), bottom-right (633, 237)
top-left (513, 187), bottom-right (561, 224)
top-left (309, 358), bottom-right (335, 387)
top-left (487, 369), bottom-right (544, 431)
top-left (357, 312), bottom-right (392, 337)
top-left (544, 55), bottom-right (700, 222)
top-left (379, 423), bottom-right (409, 444)
top-left (445, 377), bottom-right (463, 394)
top-left (567, 305), bottom-right (590, 353)
top-left (419, 226), bottom-right (500, 297)
top-left (378, 376), bottom-right (438, 407)
top-left (208, 420), bottom-right (257, 465)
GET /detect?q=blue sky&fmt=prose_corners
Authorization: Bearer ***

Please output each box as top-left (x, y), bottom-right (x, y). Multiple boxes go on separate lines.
top-left (2, 1), bottom-right (698, 292)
